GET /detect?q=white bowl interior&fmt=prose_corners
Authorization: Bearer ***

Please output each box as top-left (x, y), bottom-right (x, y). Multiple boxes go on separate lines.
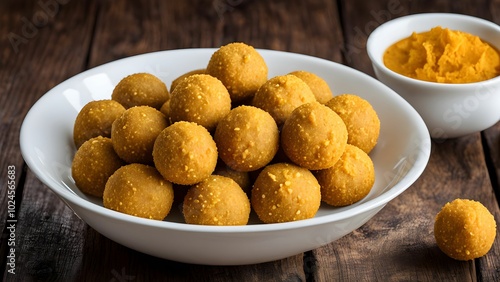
top-left (20, 49), bottom-right (431, 264)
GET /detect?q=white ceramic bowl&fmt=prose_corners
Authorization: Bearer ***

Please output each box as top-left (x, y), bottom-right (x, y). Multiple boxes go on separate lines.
top-left (367, 13), bottom-right (500, 139)
top-left (20, 48), bottom-right (430, 265)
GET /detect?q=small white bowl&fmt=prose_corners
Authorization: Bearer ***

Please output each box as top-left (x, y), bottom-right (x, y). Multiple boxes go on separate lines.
top-left (20, 48), bottom-right (430, 265)
top-left (367, 13), bottom-right (500, 139)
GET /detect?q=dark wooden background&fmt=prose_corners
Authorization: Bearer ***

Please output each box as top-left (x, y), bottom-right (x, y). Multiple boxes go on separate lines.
top-left (1, 0), bottom-right (499, 281)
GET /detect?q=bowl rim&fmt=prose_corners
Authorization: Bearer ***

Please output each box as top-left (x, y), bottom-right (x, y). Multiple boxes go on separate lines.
top-left (366, 12), bottom-right (500, 88)
top-left (20, 48), bottom-right (432, 234)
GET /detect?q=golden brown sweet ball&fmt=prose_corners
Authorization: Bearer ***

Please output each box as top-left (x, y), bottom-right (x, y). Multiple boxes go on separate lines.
top-left (325, 94), bottom-right (380, 154)
top-left (111, 106), bottom-right (168, 164)
top-left (434, 199), bottom-right (496, 261)
top-left (183, 175), bottom-right (251, 225)
top-left (213, 163), bottom-right (252, 195)
top-left (206, 42), bottom-right (268, 102)
top-left (72, 136), bottom-right (125, 197)
top-left (251, 163), bottom-right (321, 224)
top-left (112, 73), bottom-right (169, 110)
top-left (170, 68), bottom-right (205, 93)
top-left (281, 102), bottom-right (348, 170)
top-left (316, 144), bottom-right (375, 207)
top-left (103, 163), bottom-right (174, 220)
top-left (73, 99), bottom-right (126, 148)
top-left (169, 74), bottom-right (231, 132)
top-left (214, 105), bottom-right (279, 172)
top-left (252, 74), bottom-right (316, 125)
top-left (153, 121), bottom-right (218, 185)
top-left (289, 70), bottom-right (333, 104)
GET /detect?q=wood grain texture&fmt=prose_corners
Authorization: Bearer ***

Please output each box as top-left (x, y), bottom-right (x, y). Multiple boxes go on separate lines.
top-left (7, 172), bottom-right (86, 281)
top-left (329, 1), bottom-right (500, 280)
top-left (1, 0), bottom-right (97, 280)
top-left (311, 134), bottom-right (499, 281)
top-left (88, 0), bottom-right (163, 67)
top-left (1, 0), bottom-right (500, 281)
top-left (339, 0), bottom-right (410, 74)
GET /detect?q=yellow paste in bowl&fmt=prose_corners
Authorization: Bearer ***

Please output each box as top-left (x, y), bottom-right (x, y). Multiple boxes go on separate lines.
top-left (383, 26), bottom-right (500, 83)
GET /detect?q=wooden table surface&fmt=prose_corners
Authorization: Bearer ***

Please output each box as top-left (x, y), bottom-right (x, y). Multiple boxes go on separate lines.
top-left (1, 0), bottom-right (500, 281)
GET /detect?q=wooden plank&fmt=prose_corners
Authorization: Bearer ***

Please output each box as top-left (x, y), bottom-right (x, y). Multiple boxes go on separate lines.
top-left (88, 0), bottom-right (163, 68)
top-left (157, 0), bottom-right (224, 49)
top-left (214, 0), bottom-right (344, 63)
top-left (88, 0), bottom-right (344, 65)
top-left (310, 0), bottom-right (500, 280)
top-left (0, 0), bottom-right (43, 241)
top-left (338, 0), bottom-right (409, 74)
top-left (0, 0), bottom-right (97, 280)
top-left (3, 0), bottom-right (497, 280)
top-left (405, 2), bottom-right (500, 280)
top-left (313, 135), bottom-right (498, 281)
top-left (482, 124), bottom-right (500, 282)
top-left (76, 238), bottom-right (305, 281)
top-left (473, 1), bottom-right (500, 280)
top-left (483, 0), bottom-right (500, 203)
top-left (7, 173), bottom-right (86, 281)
